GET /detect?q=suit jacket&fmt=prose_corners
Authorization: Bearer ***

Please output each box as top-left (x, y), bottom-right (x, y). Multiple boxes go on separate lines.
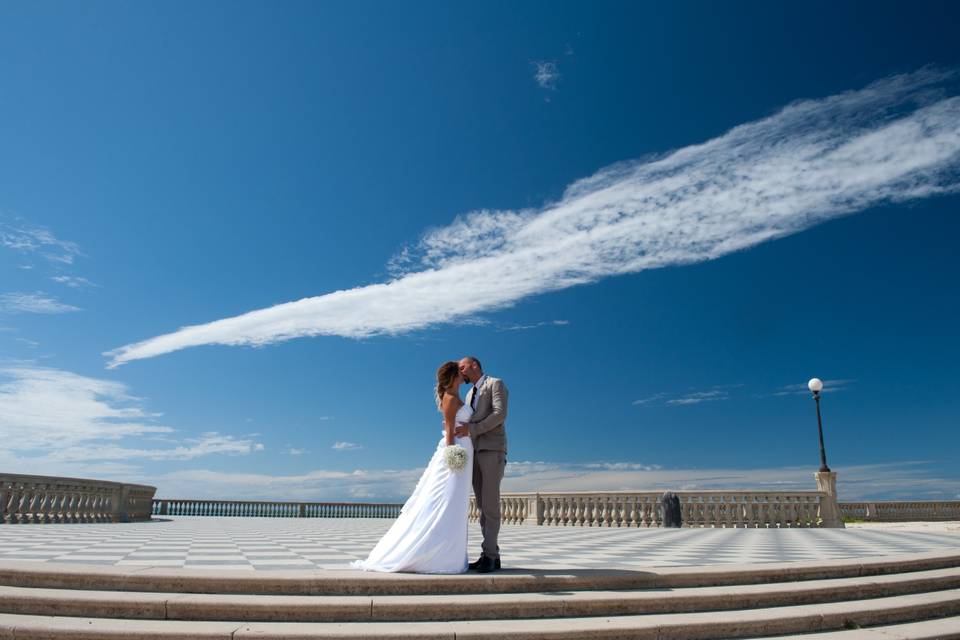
top-left (467, 376), bottom-right (508, 454)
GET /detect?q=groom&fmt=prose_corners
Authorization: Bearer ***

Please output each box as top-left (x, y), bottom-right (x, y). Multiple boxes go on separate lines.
top-left (455, 356), bottom-right (508, 574)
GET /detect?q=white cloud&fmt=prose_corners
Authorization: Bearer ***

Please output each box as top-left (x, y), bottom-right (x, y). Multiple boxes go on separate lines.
top-left (0, 292), bottom-right (80, 314)
top-left (500, 461), bottom-right (960, 501)
top-left (286, 447), bottom-right (308, 456)
top-left (0, 217), bottom-right (81, 264)
top-left (632, 393), bottom-right (667, 406)
top-left (773, 378), bottom-right (857, 396)
top-left (666, 389), bottom-right (729, 406)
top-left (105, 70), bottom-right (960, 368)
top-left (148, 467), bottom-right (421, 502)
top-left (137, 460), bottom-right (959, 503)
top-left (47, 432), bottom-right (260, 462)
top-left (634, 385), bottom-right (741, 406)
top-left (532, 60), bottom-right (560, 90)
top-left (0, 364), bottom-right (263, 472)
top-left (499, 319), bottom-right (569, 331)
top-left (51, 275), bottom-right (98, 289)
top-left (0, 364), bottom-right (164, 450)
top-left (332, 441), bottom-right (363, 451)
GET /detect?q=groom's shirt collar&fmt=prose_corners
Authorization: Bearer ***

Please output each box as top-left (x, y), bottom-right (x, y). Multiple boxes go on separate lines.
top-left (473, 375), bottom-right (487, 391)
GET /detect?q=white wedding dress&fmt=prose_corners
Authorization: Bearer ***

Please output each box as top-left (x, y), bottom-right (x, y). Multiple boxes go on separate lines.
top-left (351, 402), bottom-right (474, 573)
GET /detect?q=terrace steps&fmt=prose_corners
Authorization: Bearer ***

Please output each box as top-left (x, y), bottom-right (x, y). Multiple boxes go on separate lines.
top-left (0, 551), bottom-right (957, 638)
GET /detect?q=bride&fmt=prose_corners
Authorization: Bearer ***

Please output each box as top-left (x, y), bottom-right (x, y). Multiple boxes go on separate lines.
top-left (351, 361), bottom-right (475, 573)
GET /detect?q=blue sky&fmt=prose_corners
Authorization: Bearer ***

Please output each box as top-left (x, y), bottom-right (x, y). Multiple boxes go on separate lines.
top-left (1, 1), bottom-right (958, 502)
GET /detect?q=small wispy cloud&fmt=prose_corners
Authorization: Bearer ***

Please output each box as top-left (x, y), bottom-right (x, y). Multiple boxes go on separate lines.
top-left (634, 385), bottom-right (741, 407)
top-left (0, 217), bottom-right (81, 265)
top-left (14, 338), bottom-right (39, 349)
top-left (286, 447), bottom-right (308, 456)
top-left (532, 60), bottom-right (560, 90)
top-left (105, 69), bottom-right (960, 368)
top-left (773, 378), bottom-right (857, 396)
top-left (632, 393), bottom-right (667, 406)
top-left (0, 292), bottom-right (80, 314)
top-left (51, 275), bottom-right (98, 289)
top-left (666, 389), bottom-right (730, 406)
top-left (499, 319), bottom-right (569, 331)
top-left (332, 441), bottom-right (362, 451)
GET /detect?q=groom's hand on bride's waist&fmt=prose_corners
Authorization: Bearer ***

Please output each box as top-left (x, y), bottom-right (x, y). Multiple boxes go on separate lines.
top-left (454, 423), bottom-right (470, 437)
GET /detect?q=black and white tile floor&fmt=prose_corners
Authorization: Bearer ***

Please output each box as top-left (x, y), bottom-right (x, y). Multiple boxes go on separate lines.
top-left (0, 516), bottom-right (957, 571)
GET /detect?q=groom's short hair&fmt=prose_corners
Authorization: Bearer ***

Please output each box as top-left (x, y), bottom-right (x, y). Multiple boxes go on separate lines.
top-left (467, 356), bottom-right (482, 370)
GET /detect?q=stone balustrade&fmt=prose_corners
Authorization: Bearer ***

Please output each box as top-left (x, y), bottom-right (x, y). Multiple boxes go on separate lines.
top-left (0, 473), bottom-right (156, 524)
top-left (153, 499), bottom-right (403, 518)
top-left (840, 500), bottom-right (960, 522)
top-left (470, 490), bottom-right (834, 528)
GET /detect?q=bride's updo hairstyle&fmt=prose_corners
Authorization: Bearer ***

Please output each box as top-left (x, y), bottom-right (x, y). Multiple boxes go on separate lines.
top-left (435, 361), bottom-right (459, 408)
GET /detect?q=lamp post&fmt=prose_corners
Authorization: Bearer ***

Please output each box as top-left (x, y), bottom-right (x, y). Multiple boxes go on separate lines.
top-left (808, 377), bottom-right (830, 472)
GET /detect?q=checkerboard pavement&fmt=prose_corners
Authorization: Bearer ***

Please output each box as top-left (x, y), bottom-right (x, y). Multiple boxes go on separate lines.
top-left (0, 516), bottom-right (957, 571)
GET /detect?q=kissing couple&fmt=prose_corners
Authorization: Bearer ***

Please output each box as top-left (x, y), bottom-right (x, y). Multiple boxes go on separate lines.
top-left (352, 356), bottom-right (508, 574)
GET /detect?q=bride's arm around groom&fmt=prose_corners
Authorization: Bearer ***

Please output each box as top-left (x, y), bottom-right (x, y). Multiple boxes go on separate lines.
top-left (468, 378), bottom-right (508, 439)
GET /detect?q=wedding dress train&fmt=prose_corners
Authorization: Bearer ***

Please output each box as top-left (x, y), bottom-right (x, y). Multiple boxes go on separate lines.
top-left (351, 403), bottom-right (474, 573)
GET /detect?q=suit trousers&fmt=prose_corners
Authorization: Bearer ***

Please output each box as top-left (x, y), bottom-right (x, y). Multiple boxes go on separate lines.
top-left (472, 449), bottom-right (506, 560)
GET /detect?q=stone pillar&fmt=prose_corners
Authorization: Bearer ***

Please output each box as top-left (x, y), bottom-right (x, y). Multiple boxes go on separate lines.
top-left (116, 485), bottom-right (132, 523)
top-left (815, 471), bottom-right (845, 528)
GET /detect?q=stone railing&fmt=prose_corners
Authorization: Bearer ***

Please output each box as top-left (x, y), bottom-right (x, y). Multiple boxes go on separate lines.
top-left (470, 490), bottom-right (835, 528)
top-left (0, 473), bottom-right (156, 524)
top-left (840, 501), bottom-right (960, 522)
top-left (153, 499), bottom-right (403, 518)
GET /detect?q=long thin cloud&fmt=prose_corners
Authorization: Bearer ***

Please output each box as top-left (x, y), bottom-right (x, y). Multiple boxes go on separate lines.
top-left (106, 69), bottom-right (960, 368)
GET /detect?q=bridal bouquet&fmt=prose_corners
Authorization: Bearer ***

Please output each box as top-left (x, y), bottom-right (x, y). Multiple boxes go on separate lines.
top-left (443, 444), bottom-right (468, 472)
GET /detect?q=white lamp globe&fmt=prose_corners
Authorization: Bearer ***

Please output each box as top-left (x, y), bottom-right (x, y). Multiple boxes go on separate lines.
top-left (808, 378), bottom-right (824, 393)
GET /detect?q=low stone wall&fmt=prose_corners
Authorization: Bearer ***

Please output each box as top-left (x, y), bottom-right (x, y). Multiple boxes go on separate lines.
top-left (0, 473), bottom-right (156, 524)
top-left (153, 499), bottom-right (403, 518)
top-left (840, 501), bottom-right (960, 522)
top-left (472, 490), bottom-right (838, 528)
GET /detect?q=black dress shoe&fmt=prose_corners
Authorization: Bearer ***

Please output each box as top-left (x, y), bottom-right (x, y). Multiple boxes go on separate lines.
top-left (468, 554), bottom-right (485, 571)
top-left (477, 555), bottom-right (500, 573)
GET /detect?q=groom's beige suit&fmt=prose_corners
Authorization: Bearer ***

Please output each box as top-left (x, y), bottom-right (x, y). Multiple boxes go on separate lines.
top-left (466, 375), bottom-right (508, 561)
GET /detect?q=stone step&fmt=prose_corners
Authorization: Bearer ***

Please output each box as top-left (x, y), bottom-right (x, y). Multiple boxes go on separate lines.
top-left (750, 616), bottom-right (960, 639)
top-left (1, 567), bottom-right (959, 622)
top-left (0, 588), bottom-right (958, 639)
top-left (3, 551), bottom-right (959, 595)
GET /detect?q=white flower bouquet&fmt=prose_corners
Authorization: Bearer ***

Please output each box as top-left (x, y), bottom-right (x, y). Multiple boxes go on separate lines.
top-left (444, 444), bottom-right (468, 472)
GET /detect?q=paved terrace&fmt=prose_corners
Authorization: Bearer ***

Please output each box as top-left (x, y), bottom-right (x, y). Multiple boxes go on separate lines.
top-left (1, 517), bottom-right (958, 572)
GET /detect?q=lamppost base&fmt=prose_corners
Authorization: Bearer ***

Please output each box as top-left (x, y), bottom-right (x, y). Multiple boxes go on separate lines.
top-left (815, 470), bottom-right (844, 528)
